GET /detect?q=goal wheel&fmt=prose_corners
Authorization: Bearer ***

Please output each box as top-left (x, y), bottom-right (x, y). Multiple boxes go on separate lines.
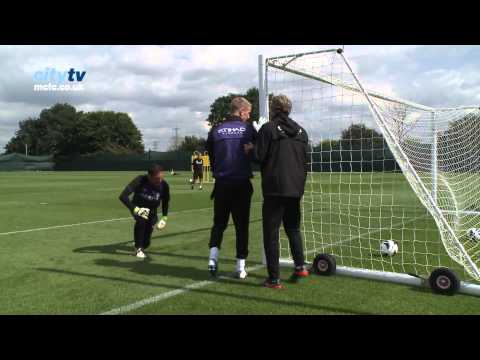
top-left (428, 267), bottom-right (460, 295)
top-left (312, 254), bottom-right (336, 276)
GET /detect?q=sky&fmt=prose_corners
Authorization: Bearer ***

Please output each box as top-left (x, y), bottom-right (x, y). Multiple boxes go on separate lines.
top-left (0, 45), bottom-right (479, 151)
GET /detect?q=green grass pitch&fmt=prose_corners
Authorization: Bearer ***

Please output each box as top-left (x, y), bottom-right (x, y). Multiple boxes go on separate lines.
top-left (0, 171), bottom-right (478, 315)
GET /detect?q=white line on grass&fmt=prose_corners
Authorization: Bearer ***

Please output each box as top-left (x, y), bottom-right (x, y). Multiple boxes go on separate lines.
top-left (0, 217), bottom-right (131, 236)
top-left (0, 201), bottom-right (264, 236)
top-left (0, 206), bottom-right (212, 236)
top-left (100, 264), bottom-right (265, 315)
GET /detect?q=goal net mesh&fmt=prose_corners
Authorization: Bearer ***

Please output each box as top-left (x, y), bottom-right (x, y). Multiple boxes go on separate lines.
top-left (265, 50), bottom-right (480, 281)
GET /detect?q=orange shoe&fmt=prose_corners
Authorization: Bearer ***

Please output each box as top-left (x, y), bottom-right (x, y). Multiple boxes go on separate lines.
top-left (294, 269), bottom-right (309, 277)
top-left (289, 267), bottom-right (309, 283)
top-left (263, 278), bottom-right (284, 289)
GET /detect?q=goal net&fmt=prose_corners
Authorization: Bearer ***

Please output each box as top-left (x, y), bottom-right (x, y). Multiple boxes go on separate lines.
top-left (262, 49), bottom-right (480, 282)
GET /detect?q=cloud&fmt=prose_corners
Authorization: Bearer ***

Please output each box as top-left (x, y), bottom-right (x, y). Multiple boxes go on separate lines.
top-left (0, 45), bottom-right (479, 151)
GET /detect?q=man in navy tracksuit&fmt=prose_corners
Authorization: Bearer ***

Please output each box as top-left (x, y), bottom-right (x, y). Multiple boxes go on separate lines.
top-left (206, 97), bottom-right (256, 279)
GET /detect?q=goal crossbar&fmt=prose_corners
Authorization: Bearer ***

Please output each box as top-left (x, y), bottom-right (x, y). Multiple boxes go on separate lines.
top-left (267, 49), bottom-right (479, 113)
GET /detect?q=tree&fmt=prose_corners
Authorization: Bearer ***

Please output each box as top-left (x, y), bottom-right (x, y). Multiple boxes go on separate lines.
top-left (5, 103), bottom-right (145, 157)
top-left (5, 103), bottom-right (77, 156)
top-left (311, 123), bottom-right (397, 172)
top-left (206, 87), bottom-right (260, 128)
top-left (76, 111), bottom-right (144, 155)
top-left (5, 117), bottom-right (45, 155)
top-left (168, 135), bottom-right (206, 153)
top-left (340, 123), bottom-right (383, 143)
top-left (438, 112), bottom-right (480, 172)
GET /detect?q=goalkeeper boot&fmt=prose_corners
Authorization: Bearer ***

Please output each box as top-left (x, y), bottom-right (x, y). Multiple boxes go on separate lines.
top-left (136, 248), bottom-right (147, 259)
top-left (263, 278), bottom-right (283, 289)
top-left (208, 259), bottom-right (218, 277)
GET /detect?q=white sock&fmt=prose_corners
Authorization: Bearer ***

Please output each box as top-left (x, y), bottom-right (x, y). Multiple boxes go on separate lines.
top-left (236, 259), bottom-right (246, 272)
top-left (209, 247), bottom-right (219, 262)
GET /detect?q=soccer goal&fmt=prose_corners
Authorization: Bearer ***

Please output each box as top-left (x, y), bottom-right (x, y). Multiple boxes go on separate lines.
top-left (258, 49), bottom-right (480, 295)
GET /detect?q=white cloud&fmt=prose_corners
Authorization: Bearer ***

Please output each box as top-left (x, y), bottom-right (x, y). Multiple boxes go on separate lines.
top-left (0, 45), bottom-right (479, 151)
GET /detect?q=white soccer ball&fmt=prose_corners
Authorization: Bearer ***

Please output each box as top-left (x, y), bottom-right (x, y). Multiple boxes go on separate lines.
top-left (380, 240), bottom-right (398, 256)
top-left (189, 178), bottom-right (193, 184)
top-left (467, 228), bottom-right (480, 242)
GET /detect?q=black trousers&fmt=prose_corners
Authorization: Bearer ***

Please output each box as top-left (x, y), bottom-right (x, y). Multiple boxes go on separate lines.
top-left (209, 181), bottom-right (253, 259)
top-left (262, 196), bottom-right (305, 280)
top-left (134, 214), bottom-right (157, 250)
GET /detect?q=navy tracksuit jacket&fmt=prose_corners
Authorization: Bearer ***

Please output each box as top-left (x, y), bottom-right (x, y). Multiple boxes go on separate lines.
top-left (206, 116), bottom-right (256, 259)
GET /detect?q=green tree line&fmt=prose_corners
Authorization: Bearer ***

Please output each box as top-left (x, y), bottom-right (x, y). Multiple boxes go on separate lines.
top-left (5, 103), bottom-right (144, 157)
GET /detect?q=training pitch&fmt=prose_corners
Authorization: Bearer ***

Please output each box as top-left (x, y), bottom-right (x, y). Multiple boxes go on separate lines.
top-left (0, 171), bottom-right (478, 315)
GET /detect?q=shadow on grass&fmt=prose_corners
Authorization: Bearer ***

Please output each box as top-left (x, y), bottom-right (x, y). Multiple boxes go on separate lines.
top-left (93, 257), bottom-right (266, 282)
top-left (404, 276), bottom-right (478, 300)
top-left (73, 226), bottom-right (213, 256)
top-left (73, 218), bottom-right (262, 256)
top-left (406, 283), bottom-right (478, 299)
top-left (72, 241), bottom-right (246, 269)
top-left (36, 267), bottom-right (375, 315)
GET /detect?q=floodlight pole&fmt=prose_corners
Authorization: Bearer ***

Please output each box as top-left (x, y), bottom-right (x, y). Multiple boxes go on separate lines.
top-left (25, 143), bottom-right (28, 157)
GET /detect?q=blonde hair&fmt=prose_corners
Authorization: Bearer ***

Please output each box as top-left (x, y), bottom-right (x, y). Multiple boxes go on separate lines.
top-left (230, 97), bottom-right (252, 114)
top-left (270, 94), bottom-right (292, 115)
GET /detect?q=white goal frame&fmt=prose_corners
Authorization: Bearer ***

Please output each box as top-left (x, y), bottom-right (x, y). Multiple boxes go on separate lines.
top-left (258, 49), bottom-right (480, 296)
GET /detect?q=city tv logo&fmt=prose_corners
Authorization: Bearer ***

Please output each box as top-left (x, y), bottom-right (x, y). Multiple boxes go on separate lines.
top-left (33, 67), bottom-right (87, 92)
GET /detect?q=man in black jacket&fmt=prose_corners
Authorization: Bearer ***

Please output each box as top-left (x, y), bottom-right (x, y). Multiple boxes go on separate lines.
top-left (245, 95), bottom-right (309, 289)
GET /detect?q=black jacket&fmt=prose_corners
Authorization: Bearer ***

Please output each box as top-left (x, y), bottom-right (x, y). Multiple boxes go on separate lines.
top-left (253, 112), bottom-right (309, 198)
top-left (119, 175), bottom-right (170, 216)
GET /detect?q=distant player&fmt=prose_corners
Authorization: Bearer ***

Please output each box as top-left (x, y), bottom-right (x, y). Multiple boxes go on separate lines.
top-left (119, 164), bottom-right (170, 259)
top-left (191, 152), bottom-right (204, 190)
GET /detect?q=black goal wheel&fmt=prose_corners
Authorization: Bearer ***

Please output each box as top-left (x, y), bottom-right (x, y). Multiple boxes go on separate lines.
top-left (312, 254), bottom-right (336, 276)
top-left (429, 267), bottom-right (460, 295)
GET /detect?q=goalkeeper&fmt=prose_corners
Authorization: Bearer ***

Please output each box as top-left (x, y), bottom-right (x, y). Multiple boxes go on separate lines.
top-left (119, 164), bottom-right (170, 259)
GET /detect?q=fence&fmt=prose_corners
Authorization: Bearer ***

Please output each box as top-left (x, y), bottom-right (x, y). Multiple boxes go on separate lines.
top-left (0, 153), bottom-right (55, 171)
top-left (54, 151), bottom-right (192, 171)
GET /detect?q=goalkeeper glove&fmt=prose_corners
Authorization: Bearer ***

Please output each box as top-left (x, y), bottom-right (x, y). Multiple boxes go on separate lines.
top-left (133, 206), bottom-right (150, 220)
top-left (156, 216), bottom-right (168, 230)
top-left (253, 116), bottom-right (268, 132)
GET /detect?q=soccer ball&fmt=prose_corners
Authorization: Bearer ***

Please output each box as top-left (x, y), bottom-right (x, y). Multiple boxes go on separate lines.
top-left (189, 178), bottom-right (193, 184)
top-left (467, 228), bottom-right (480, 242)
top-left (380, 240), bottom-right (398, 256)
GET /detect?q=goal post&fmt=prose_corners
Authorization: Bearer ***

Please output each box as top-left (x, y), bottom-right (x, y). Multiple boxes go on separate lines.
top-left (258, 49), bottom-right (480, 295)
